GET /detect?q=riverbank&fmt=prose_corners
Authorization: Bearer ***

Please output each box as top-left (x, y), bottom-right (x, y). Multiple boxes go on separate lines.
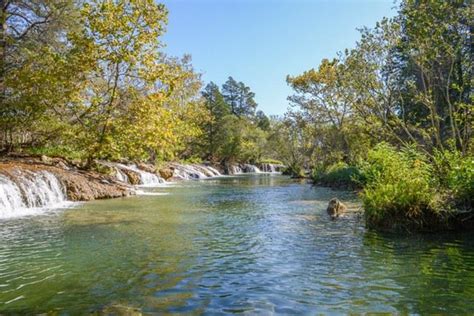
top-left (0, 155), bottom-right (284, 218)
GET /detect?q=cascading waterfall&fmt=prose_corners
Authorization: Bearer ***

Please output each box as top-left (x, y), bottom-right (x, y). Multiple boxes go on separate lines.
top-left (115, 168), bottom-right (129, 183)
top-left (116, 164), bottom-right (165, 186)
top-left (171, 164), bottom-right (222, 180)
top-left (0, 171), bottom-right (68, 218)
top-left (231, 165), bottom-right (243, 174)
top-left (243, 164), bottom-right (262, 173)
top-left (260, 163), bottom-right (283, 173)
top-left (205, 166), bottom-right (222, 177)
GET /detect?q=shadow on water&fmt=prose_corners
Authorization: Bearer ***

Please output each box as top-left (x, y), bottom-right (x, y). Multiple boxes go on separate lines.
top-left (0, 174), bottom-right (473, 314)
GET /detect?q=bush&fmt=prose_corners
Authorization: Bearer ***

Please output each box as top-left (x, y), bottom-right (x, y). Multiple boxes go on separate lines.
top-left (258, 158), bottom-right (284, 165)
top-left (282, 163), bottom-right (305, 178)
top-left (312, 161), bottom-right (363, 189)
top-left (434, 150), bottom-right (474, 211)
top-left (24, 145), bottom-right (86, 160)
top-left (359, 143), bottom-right (440, 230)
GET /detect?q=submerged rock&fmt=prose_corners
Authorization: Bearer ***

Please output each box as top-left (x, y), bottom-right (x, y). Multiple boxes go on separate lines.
top-left (326, 198), bottom-right (347, 219)
top-left (92, 303), bottom-right (142, 316)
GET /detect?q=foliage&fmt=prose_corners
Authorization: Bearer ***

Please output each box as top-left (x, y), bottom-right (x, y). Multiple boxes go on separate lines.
top-left (359, 143), bottom-right (440, 230)
top-left (222, 76), bottom-right (257, 119)
top-left (312, 162), bottom-right (363, 189)
top-left (282, 0), bottom-right (472, 230)
top-left (0, 0), bottom-right (213, 164)
top-left (258, 158), bottom-right (283, 165)
top-left (434, 150), bottom-right (474, 210)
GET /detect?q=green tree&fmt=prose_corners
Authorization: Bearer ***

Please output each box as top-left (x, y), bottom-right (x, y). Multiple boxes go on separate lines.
top-left (201, 82), bottom-right (230, 160)
top-left (222, 76), bottom-right (257, 118)
top-left (0, 0), bottom-right (78, 152)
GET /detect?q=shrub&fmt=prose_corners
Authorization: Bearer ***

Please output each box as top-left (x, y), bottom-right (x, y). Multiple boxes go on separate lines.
top-left (282, 163), bottom-right (305, 178)
top-left (312, 161), bottom-right (363, 189)
top-left (359, 143), bottom-right (440, 230)
top-left (434, 150), bottom-right (474, 211)
top-left (258, 158), bottom-right (284, 165)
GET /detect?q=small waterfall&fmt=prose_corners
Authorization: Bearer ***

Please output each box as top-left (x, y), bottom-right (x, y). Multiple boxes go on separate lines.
top-left (260, 163), bottom-right (283, 173)
top-left (243, 164), bottom-right (262, 173)
top-left (230, 165), bottom-right (243, 175)
top-left (115, 168), bottom-right (129, 183)
top-left (205, 166), bottom-right (222, 177)
top-left (171, 164), bottom-right (222, 180)
top-left (0, 171), bottom-right (67, 218)
top-left (116, 164), bottom-right (165, 186)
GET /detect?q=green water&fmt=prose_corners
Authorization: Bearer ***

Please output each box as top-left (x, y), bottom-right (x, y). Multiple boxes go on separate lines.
top-left (1, 175), bottom-right (473, 314)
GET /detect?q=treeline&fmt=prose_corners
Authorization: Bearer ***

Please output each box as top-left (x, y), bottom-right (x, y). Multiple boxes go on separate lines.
top-left (0, 0), bottom-right (278, 166)
top-left (277, 0), bottom-right (473, 230)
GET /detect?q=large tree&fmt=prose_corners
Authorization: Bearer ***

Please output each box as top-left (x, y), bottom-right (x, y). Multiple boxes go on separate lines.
top-left (222, 76), bottom-right (257, 118)
top-left (201, 81), bottom-right (230, 160)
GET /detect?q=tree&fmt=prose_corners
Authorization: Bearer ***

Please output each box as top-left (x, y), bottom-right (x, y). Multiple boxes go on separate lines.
top-left (256, 110), bottom-right (270, 131)
top-left (201, 82), bottom-right (230, 160)
top-left (222, 76), bottom-right (257, 118)
top-left (0, 0), bottom-right (78, 151)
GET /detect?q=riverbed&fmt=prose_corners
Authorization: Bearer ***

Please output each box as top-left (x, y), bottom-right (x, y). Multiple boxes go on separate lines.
top-left (1, 174), bottom-right (473, 314)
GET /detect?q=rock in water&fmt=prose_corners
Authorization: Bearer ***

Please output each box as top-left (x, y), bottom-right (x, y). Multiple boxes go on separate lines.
top-left (158, 167), bottom-right (174, 180)
top-left (326, 198), bottom-right (347, 220)
top-left (119, 168), bottom-right (142, 185)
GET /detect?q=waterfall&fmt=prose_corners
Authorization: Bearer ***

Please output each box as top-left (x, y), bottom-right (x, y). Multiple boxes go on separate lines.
top-left (116, 164), bottom-right (165, 186)
top-left (0, 171), bottom-right (68, 219)
top-left (260, 163), bottom-right (283, 173)
top-left (115, 168), bottom-right (129, 183)
top-left (230, 165), bottom-right (243, 175)
top-left (171, 164), bottom-right (222, 180)
top-left (205, 166), bottom-right (222, 177)
top-left (243, 164), bottom-right (262, 173)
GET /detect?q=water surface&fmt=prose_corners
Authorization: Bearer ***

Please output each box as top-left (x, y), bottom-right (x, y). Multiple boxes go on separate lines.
top-left (1, 175), bottom-right (473, 314)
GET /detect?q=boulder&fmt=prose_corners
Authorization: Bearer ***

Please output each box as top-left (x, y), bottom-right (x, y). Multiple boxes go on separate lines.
top-left (119, 168), bottom-right (142, 185)
top-left (326, 198), bottom-right (347, 220)
top-left (137, 162), bottom-right (156, 174)
top-left (159, 167), bottom-right (174, 180)
top-left (40, 155), bottom-right (53, 165)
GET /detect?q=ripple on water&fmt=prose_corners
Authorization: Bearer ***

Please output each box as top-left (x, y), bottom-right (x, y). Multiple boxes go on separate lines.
top-left (1, 175), bottom-right (474, 314)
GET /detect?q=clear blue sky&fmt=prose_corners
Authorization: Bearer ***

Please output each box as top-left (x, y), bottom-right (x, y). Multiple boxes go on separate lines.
top-left (161, 0), bottom-right (397, 116)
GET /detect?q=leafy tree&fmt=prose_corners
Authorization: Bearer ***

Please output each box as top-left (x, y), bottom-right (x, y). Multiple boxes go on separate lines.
top-left (0, 0), bottom-right (78, 152)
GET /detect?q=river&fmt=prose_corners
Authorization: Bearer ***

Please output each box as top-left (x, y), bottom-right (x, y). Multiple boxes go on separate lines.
top-left (0, 174), bottom-right (473, 314)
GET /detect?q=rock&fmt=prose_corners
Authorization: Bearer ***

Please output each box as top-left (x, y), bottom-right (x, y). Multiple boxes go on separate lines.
top-left (326, 198), bottom-right (347, 220)
top-left (120, 168), bottom-right (141, 185)
top-left (57, 171), bottom-right (131, 201)
top-left (136, 162), bottom-right (156, 174)
top-left (0, 161), bottom-right (133, 202)
top-left (158, 167), bottom-right (174, 180)
top-left (90, 160), bottom-right (116, 176)
top-left (40, 155), bottom-right (53, 165)
top-left (55, 160), bottom-right (70, 170)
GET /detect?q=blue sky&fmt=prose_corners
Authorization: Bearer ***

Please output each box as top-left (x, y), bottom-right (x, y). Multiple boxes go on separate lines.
top-left (161, 0), bottom-right (397, 116)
